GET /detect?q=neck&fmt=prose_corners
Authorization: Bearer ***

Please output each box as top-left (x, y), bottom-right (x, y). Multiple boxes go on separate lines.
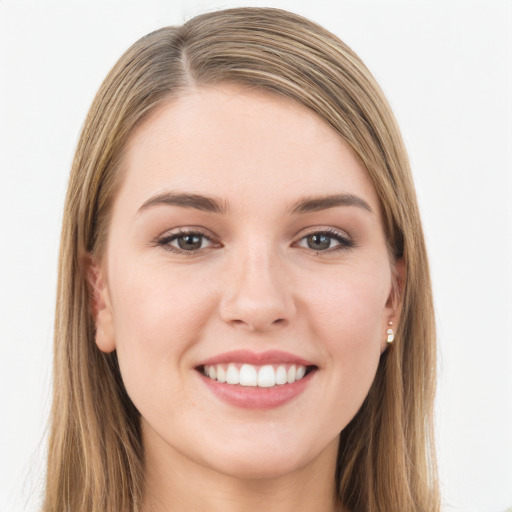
top-left (142, 424), bottom-right (343, 512)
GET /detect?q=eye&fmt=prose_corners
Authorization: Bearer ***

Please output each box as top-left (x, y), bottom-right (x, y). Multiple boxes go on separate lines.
top-left (173, 233), bottom-right (210, 251)
top-left (296, 229), bottom-right (353, 252)
top-left (156, 229), bottom-right (216, 254)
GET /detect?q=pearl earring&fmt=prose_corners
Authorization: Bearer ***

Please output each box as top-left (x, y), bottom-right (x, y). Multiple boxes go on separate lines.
top-left (386, 321), bottom-right (394, 344)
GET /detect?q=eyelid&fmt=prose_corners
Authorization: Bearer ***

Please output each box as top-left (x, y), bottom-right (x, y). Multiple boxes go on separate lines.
top-left (153, 226), bottom-right (221, 255)
top-left (294, 226), bottom-right (354, 251)
top-left (297, 225), bottom-right (352, 239)
top-left (151, 225), bottom-right (354, 255)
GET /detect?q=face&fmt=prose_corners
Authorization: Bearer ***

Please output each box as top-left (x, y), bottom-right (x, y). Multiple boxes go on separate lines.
top-left (92, 85), bottom-right (401, 480)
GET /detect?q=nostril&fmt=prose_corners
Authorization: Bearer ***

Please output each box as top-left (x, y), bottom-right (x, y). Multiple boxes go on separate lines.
top-left (228, 317), bottom-right (288, 330)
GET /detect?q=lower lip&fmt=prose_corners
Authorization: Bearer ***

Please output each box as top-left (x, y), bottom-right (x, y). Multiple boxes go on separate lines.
top-left (198, 370), bottom-right (315, 409)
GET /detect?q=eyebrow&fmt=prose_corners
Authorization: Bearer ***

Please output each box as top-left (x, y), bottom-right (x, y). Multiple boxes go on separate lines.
top-left (137, 191), bottom-right (373, 216)
top-left (289, 193), bottom-right (373, 215)
top-left (138, 192), bottom-right (228, 214)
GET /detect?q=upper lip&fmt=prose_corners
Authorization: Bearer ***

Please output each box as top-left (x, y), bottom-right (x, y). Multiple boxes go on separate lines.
top-left (197, 350), bottom-right (316, 367)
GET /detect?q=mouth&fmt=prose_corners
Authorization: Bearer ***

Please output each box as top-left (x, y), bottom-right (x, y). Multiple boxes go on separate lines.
top-left (198, 362), bottom-right (317, 388)
top-left (195, 350), bottom-right (318, 409)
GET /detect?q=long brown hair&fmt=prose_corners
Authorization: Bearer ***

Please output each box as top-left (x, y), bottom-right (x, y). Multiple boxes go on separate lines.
top-left (44, 7), bottom-right (439, 511)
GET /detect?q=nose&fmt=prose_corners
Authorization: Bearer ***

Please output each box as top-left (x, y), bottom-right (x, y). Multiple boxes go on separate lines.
top-left (219, 246), bottom-right (296, 332)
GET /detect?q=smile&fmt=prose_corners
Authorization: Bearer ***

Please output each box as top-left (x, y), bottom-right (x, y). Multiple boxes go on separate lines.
top-left (197, 350), bottom-right (317, 409)
top-left (202, 363), bottom-right (308, 388)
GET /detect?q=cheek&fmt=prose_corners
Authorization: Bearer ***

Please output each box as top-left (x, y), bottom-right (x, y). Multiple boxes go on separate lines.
top-left (304, 264), bottom-right (389, 404)
top-left (111, 261), bottom-right (215, 346)
top-left (306, 262), bottom-right (389, 341)
top-left (107, 262), bottom-right (217, 400)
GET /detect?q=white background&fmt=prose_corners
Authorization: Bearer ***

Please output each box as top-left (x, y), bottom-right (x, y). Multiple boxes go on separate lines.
top-left (0, 1), bottom-right (511, 511)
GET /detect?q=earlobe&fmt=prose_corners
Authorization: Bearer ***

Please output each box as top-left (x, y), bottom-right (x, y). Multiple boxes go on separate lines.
top-left (84, 254), bottom-right (116, 353)
top-left (95, 310), bottom-right (116, 353)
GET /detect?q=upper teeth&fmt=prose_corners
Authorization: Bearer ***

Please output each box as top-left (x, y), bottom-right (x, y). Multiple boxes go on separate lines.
top-left (203, 363), bottom-right (307, 387)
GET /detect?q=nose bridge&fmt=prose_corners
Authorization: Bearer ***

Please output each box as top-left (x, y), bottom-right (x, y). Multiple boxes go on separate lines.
top-left (220, 237), bottom-right (295, 331)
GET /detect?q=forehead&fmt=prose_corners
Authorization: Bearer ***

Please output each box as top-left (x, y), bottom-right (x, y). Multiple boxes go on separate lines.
top-left (117, 84), bottom-right (380, 216)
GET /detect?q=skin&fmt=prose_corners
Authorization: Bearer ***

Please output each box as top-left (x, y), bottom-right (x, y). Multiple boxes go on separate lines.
top-left (91, 85), bottom-right (403, 512)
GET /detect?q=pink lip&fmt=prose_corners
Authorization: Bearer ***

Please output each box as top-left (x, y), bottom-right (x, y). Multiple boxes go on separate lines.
top-left (197, 349), bottom-right (315, 367)
top-left (199, 371), bottom-right (315, 409)
top-left (196, 350), bottom-right (317, 410)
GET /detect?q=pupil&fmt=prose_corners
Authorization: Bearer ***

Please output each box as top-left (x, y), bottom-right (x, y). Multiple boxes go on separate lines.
top-left (307, 234), bottom-right (330, 250)
top-left (178, 234), bottom-right (202, 250)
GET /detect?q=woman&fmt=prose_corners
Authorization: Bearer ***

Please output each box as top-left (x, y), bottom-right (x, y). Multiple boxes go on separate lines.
top-left (43, 7), bottom-right (439, 512)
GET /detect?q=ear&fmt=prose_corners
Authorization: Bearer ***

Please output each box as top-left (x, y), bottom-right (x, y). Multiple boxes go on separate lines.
top-left (84, 254), bottom-right (116, 353)
top-left (381, 256), bottom-right (406, 352)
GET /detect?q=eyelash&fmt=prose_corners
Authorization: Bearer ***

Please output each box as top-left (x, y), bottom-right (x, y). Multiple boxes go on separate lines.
top-left (154, 227), bottom-right (354, 255)
top-left (155, 228), bottom-right (219, 255)
top-left (296, 228), bottom-right (354, 253)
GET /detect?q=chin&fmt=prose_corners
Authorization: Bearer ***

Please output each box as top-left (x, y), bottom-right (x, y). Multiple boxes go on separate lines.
top-left (197, 432), bottom-right (339, 482)
top-left (203, 452), bottom-right (311, 481)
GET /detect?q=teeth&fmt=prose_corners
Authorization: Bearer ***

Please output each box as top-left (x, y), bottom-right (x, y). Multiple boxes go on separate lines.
top-left (202, 363), bottom-right (309, 388)
top-left (287, 365), bottom-right (296, 384)
top-left (226, 363), bottom-right (240, 385)
top-left (216, 365), bottom-right (226, 383)
top-left (239, 364), bottom-right (257, 386)
top-left (296, 365), bottom-right (306, 380)
top-left (275, 365), bottom-right (287, 385)
top-left (258, 365), bottom-right (276, 387)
